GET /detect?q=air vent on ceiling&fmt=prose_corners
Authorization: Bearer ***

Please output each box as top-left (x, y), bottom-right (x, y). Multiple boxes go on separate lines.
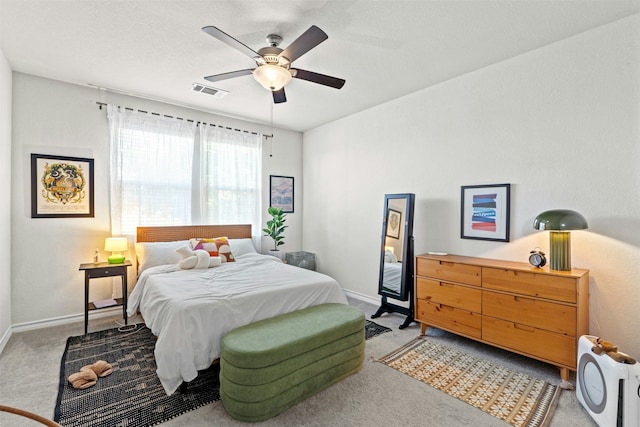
top-left (192, 83), bottom-right (228, 99)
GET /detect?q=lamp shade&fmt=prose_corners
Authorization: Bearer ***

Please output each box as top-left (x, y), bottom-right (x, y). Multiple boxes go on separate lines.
top-left (533, 209), bottom-right (588, 231)
top-left (253, 64), bottom-right (292, 91)
top-left (104, 237), bottom-right (128, 252)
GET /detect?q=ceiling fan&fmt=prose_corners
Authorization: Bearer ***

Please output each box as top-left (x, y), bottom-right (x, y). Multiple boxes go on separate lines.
top-left (202, 25), bottom-right (345, 104)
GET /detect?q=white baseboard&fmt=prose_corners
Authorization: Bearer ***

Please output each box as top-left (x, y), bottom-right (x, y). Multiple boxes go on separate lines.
top-left (343, 289), bottom-right (380, 306)
top-left (0, 307), bottom-right (127, 356)
top-left (0, 326), bottom-right (11, 354)
top-left (11, 306), bottom-right (125, 333)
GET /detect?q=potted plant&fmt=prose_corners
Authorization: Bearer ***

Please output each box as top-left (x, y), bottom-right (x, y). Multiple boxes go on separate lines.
top-left (263, 206), bottom-right (287, 259)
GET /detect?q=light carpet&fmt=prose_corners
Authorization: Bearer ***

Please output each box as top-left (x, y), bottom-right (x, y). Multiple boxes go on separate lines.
top-left (379, 337), bottom-right (561, 427)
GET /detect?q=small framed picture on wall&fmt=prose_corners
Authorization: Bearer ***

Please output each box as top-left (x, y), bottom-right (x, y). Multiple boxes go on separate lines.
top-left (460, 183), bottom-right (510, 242)
top-left (269, 175), bottom-right (294, 213)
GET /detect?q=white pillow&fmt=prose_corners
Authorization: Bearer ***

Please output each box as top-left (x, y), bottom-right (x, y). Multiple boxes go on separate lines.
top-left (135, 240), bottom-right (189, 274)
top-left (229, 238), bottom-right (257, 257)
top-left (384, 250), bottom-right (398, 263)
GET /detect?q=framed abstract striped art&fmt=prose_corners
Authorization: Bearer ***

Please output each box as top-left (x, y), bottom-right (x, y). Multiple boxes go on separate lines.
top-left (460, 183), bottom-right (511, 242)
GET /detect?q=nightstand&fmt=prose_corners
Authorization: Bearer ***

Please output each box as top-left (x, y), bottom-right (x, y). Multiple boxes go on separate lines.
top-left (79, 260), bottom-right (132, 334)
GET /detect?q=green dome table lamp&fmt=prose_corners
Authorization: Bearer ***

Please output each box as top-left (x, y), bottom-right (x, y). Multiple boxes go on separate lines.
top-left (533, 209), bottom-right (588, 271)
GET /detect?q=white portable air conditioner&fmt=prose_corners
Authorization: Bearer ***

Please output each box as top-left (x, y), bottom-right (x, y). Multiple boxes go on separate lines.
top-left (576, 335), bottom-right (640, 426)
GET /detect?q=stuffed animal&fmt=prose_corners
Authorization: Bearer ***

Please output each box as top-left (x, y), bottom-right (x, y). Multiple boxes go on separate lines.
top-left (176, 245), bottom-right (221, 269)
top-left (592, 337), bottom-right (618, 354)
top-left (592, 337), bottom-right (637, 364)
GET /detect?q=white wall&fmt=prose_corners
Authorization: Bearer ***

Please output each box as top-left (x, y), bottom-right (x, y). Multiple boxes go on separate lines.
top-left (0, 34), bottom-right (13, 347)
top-left (303, 15), bottom-right (640, 356)
top-left (10, 73), bottom-right (302, 327)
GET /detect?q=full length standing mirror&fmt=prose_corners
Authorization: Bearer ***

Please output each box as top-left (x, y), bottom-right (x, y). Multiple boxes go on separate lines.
top-left (372, 193), bottom-right (415, 328)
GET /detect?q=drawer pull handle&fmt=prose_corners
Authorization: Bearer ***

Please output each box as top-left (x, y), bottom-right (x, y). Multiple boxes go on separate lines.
top-left (513, 323), bottom-right (535, 333)
top-left (104, 270), bottom-right (109, 274)
top-left (439, 261), bottom-right (454, 267)
top-left (514, 271), bottom-right (534, 278)
top-left (513, 296), bottom-right (535, 304)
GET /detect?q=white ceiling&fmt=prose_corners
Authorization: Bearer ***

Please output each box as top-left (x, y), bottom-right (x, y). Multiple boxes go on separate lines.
top-left (2, 0), bottom-right (639, 132)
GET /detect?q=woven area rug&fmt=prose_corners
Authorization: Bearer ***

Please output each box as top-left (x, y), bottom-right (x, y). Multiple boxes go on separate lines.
top-left (379, 338), bottom-right (561, 427)
top-left (55, 319), bottom-right (389, 427)
top-left (365, 319), bottom-right (392, 339)
top-left (54, 325), bottom-right (219, 427)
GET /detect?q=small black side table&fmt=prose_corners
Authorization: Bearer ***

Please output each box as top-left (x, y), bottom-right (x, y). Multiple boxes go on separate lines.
top-left (79, 260), bottom-right (132, 334)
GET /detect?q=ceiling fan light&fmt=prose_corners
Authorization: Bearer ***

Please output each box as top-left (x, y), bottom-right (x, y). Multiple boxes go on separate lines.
top-left (253, 64), bottom-right (292, 91)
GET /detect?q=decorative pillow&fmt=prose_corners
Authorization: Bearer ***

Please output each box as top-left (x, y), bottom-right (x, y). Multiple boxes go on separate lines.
top-left (189, 237), bottom-right (235, 263)
top-left (384, 250), bottom-right (398, 263)
top-left (228, 238), bottom-right (258, 257)
top-left (135, 240), bottom-right (190, 274)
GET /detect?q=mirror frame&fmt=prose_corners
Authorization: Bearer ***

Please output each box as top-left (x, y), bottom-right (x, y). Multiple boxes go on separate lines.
top-left (377, 193), bottom-right (415, 302)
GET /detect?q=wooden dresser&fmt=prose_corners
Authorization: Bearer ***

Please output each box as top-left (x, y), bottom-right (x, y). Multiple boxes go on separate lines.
top-left (415, 253), bottom-right (589, 381)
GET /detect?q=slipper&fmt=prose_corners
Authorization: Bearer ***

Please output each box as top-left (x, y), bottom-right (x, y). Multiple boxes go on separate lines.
top-left (81, 360), bottom-right (113, 377)
top-left (68, 369), bottom-right (97, 389)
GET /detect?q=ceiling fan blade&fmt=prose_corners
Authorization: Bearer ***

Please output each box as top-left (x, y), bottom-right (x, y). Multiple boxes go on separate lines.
top-left (279, 25), bottom-right (328, 63)
top-left (204, 69), bottom-right (254, 83)
top-left (202, 26), bottom-right (261, 60)
top-left (272, 88), bottom-right (287, 104)
top-left (291, 69), bottom-right (345, 89)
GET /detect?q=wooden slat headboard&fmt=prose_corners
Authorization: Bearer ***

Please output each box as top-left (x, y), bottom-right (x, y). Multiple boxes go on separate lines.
top-left (136, 224), bottom-right (252, 242)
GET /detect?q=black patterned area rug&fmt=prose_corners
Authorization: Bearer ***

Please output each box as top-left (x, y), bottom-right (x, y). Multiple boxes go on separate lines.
top-left (54, 325), bottom-right (219, 427)
top-left (55, 319), bottom-right (390, 427)
top-left (365, 319), bottom-right (392, 339)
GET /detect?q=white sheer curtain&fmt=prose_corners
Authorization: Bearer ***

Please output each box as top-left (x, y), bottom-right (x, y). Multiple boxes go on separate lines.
top-left (107, 105), bottom-right (263, 248)
top-left (107, 105), bottom-right (197, 236)
top-left (199, 125), bottom-right (262, 247)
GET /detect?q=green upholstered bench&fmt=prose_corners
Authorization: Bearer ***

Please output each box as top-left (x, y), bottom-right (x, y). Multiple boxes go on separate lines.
top-left (219, 303), bottom-right (365, 422)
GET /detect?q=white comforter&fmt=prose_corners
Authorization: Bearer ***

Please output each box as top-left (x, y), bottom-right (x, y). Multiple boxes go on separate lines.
top-left (382, 262), bottom-right (402, 293)
top-left (127, 253), bottom-right (347, 395)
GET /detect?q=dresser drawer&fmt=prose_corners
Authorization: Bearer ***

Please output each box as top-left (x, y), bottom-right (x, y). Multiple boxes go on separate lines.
top-left (482, 317), bottom-right (576, 368)
top-left (416, 258), bottom-right (481, 286)
top-left (482, 267), bottom-right (576, 303)
top-left (416, 299), bottom-right (481, 339)
top-left (416, 278), bottom-right (481, 313)
top-left (482, 291), bottom-right (576, 336)
top-left (86, 265), bottom-right (127, 279)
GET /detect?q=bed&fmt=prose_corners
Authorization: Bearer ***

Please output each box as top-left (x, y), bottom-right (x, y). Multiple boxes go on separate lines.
top-left (127, 225), bottom-right (348, 395)
top-left (381, 261), bottom-right (402, 294)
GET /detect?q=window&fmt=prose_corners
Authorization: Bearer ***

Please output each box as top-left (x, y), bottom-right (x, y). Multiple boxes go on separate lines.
top-left (108, 105), bottom-right (262, 241)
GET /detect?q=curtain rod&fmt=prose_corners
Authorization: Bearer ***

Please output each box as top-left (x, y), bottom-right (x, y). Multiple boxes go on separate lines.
top-left (96, 102), bottom-right (273, 139)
